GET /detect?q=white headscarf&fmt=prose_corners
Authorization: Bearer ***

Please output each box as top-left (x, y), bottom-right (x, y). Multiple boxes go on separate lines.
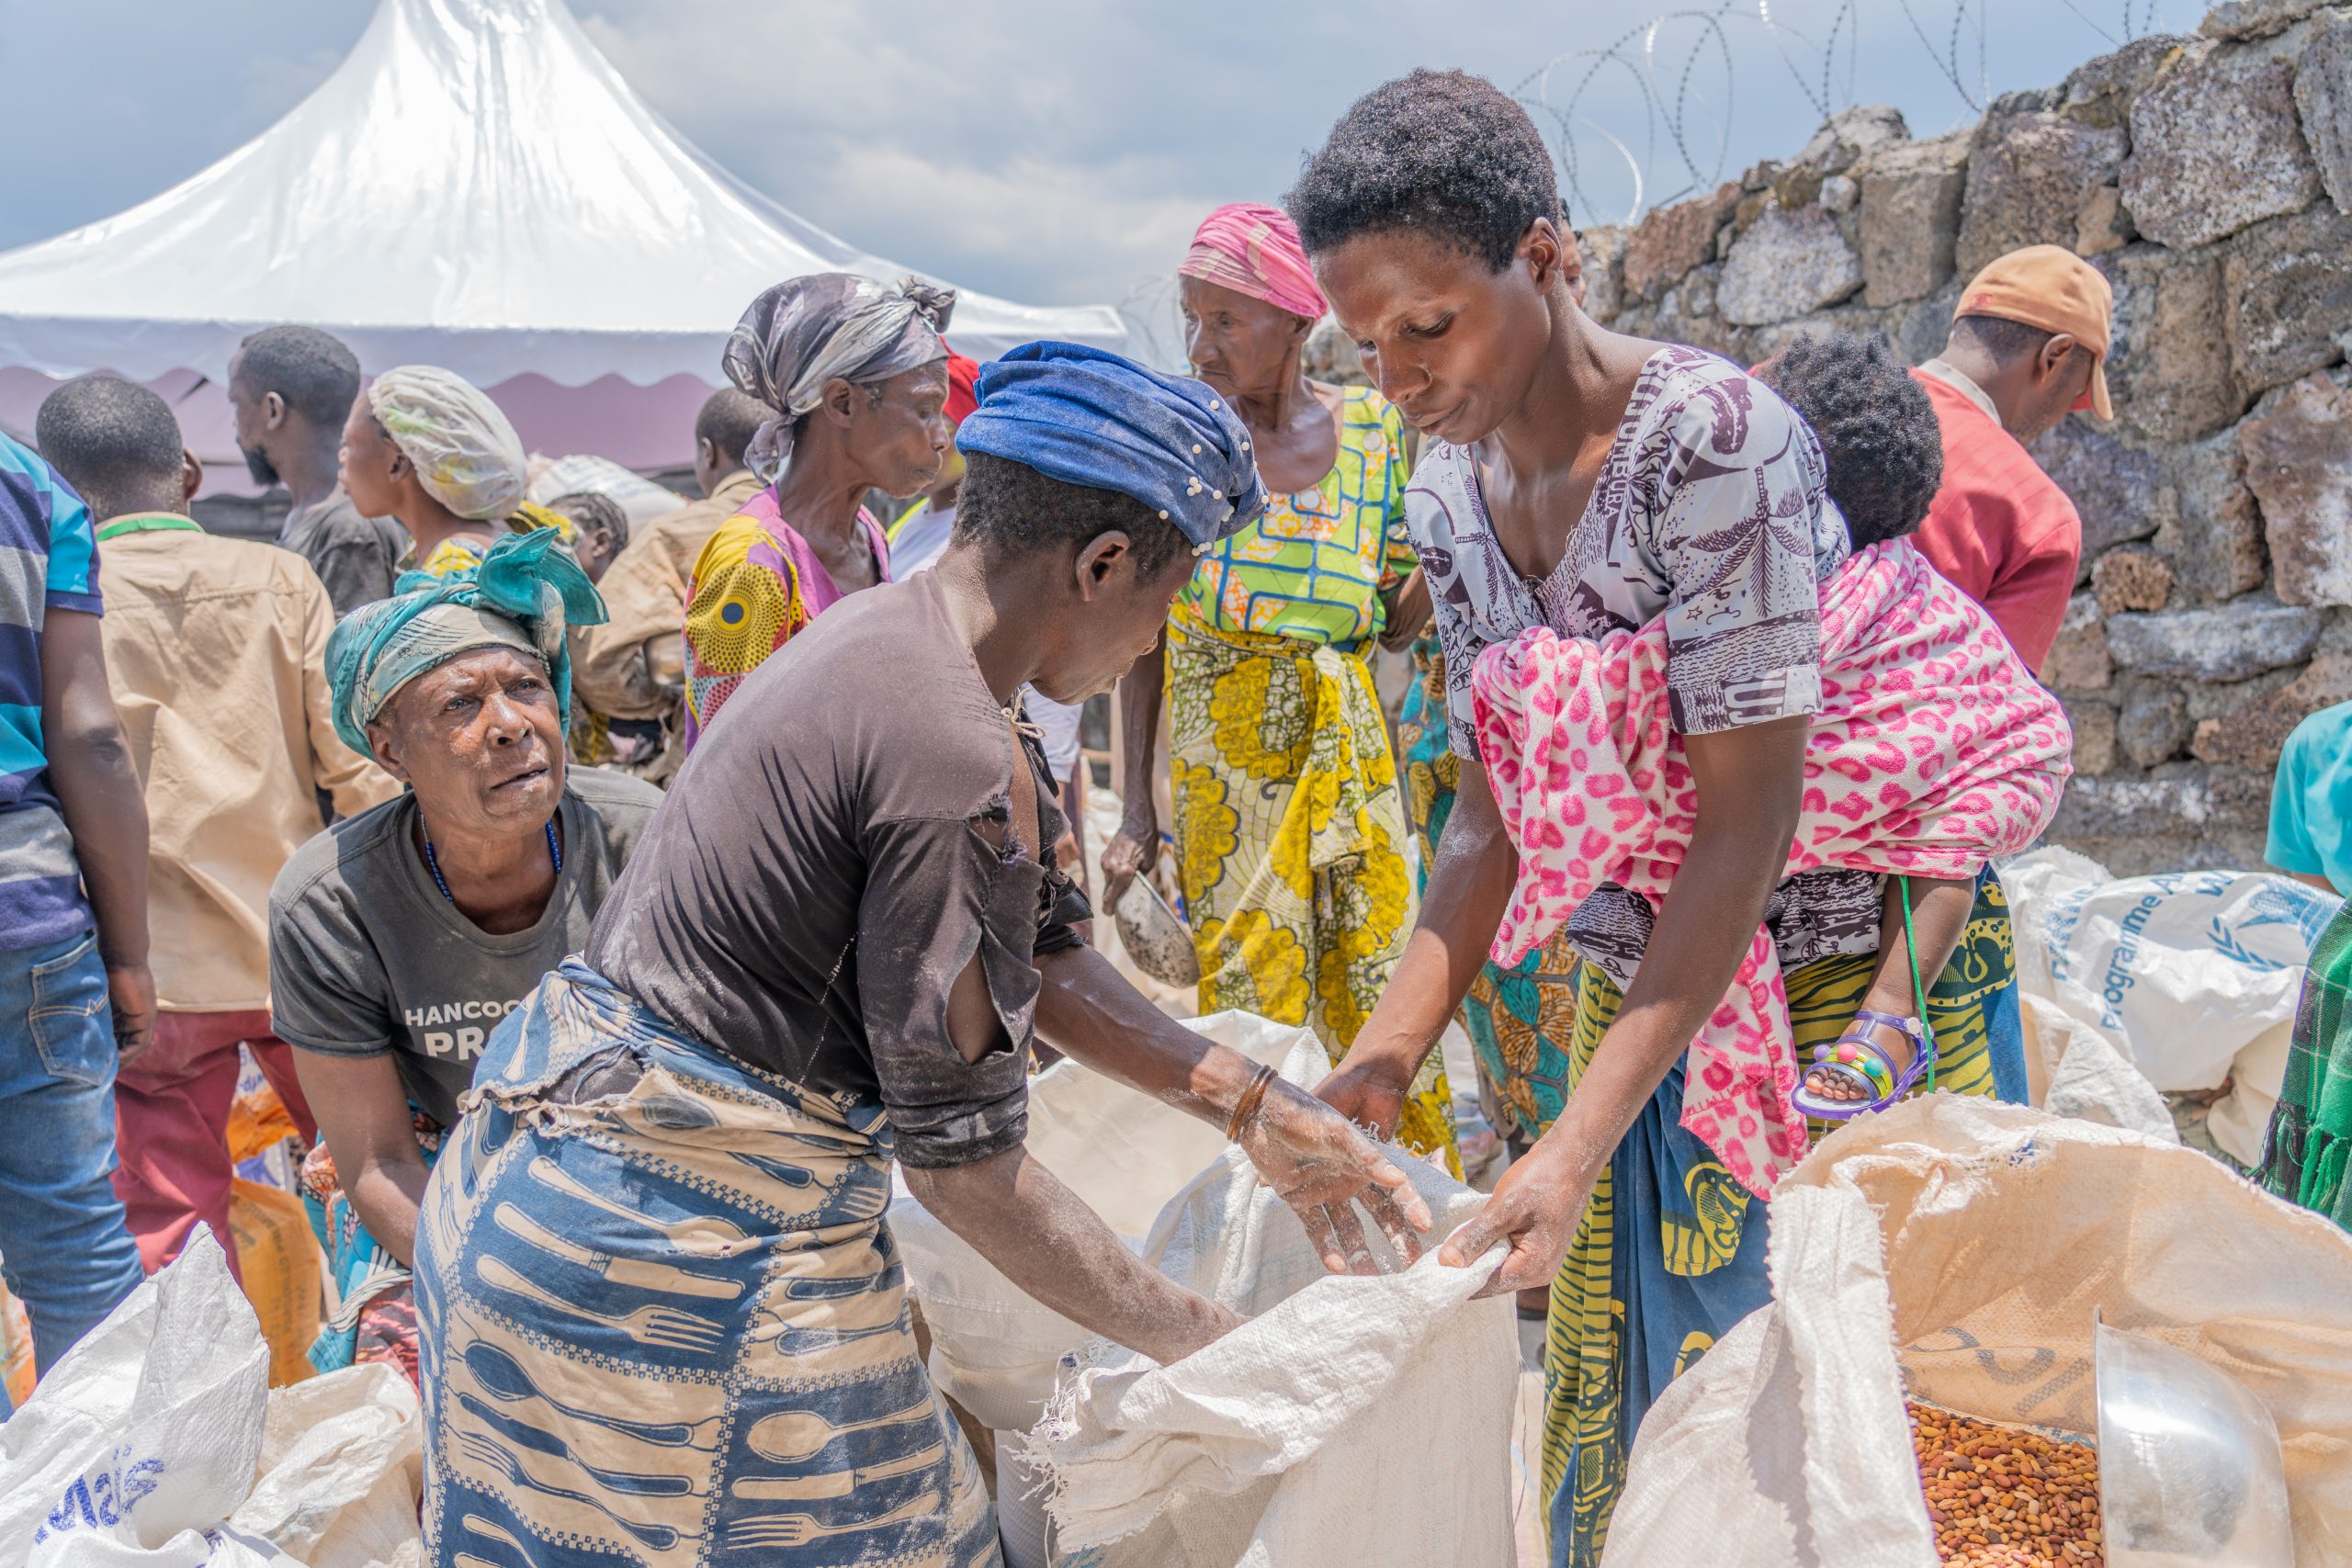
top-left (367, 366), bottom-right (530, 522)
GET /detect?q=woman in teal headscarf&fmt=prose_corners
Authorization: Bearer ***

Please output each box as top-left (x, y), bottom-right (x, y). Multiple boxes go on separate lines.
top-left (266, 531), bottom-right (666, 1381)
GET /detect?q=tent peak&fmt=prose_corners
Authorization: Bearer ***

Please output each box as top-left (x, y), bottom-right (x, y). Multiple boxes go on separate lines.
top-left (0, 0), bottom-right (1125, 386)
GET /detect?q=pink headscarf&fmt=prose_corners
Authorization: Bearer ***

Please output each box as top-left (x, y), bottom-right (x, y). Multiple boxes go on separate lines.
top-left (1177, 202), bottom-right (1329, 322)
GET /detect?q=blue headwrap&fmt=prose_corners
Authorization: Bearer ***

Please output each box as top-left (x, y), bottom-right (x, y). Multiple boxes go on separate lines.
top-left (956, 342), bottom-right (1266, 551)
top-left (326, 528), bottom-right (607, 755)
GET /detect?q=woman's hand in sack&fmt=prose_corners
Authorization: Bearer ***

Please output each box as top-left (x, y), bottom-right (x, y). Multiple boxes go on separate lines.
top-left (1439, 1134), bottom-right (1597, 1299)
top-left (1239, 1079), bottom-right (1432, 1275)
top-left (1311, 1047), bottom-right (1414, 1144)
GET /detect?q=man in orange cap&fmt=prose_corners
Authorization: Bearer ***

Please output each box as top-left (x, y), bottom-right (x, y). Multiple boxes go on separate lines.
top-left (1908, 244), bottom-right (2113, 672)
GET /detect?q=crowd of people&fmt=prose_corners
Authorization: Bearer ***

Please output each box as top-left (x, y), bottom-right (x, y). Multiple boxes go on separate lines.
top-left (10, 62), bottom-right (2300, 1568)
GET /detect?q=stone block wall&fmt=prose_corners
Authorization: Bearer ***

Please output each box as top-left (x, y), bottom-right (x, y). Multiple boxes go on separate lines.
top-left (1567, 2), bottom-right (2352, 874)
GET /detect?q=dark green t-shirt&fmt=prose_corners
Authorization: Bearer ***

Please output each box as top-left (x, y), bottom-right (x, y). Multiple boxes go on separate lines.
top-left (267, 769), bottom-right (661, 1125)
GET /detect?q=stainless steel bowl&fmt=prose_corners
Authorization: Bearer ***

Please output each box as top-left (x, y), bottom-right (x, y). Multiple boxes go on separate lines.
top-left (2095, 1316), bottom-right (2294, 1567)
top-left (1112, 874), bottom-right (1201, 990)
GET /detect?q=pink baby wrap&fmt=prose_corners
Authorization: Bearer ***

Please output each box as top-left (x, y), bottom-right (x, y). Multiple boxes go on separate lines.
top-left (1468, 537), bottom-right (2073, 1198)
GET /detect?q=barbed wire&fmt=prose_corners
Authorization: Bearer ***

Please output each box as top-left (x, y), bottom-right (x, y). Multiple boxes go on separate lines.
top-left (1515, 0), bottom-right (2177, 229)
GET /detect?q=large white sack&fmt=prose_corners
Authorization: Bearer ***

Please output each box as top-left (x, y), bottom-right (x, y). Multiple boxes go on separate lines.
top-left (231, 1366), bottom-right (423, 1568)
top-left (1025, 1032), bottom-right (1518, 1568)
top-left (0, 1230), bottom-right (278, 1565)
top-left (0, 1230), bottom-right (424, 1568)
top-left (888, 1010), bottom-right (1306, 1432)
top-left (2018, 991), bottom-right (2177, 1143)
top-left (1605, 1096), bottom-right (2352, 1568)
top-left (2000, 848), bottom-right (2339, 1094)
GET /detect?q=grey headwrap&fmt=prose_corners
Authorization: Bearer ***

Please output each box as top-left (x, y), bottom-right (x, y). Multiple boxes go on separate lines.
top-left (722, 273), bottom-right (956, 481)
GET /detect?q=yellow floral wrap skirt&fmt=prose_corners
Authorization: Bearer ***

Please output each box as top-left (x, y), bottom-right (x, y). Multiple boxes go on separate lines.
top-left (1165, 604), bottom-right (1454, 1169)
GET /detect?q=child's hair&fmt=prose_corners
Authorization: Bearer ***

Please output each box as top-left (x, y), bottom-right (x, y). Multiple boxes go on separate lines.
top-left (548, 490), bottom-right (630, 555)
top-left (1758, 332), bottom-right (1944, 551)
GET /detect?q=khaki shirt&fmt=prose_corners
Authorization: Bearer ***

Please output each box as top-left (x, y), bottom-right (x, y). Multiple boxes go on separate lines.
top-left (96, 514), bottom-right (400, 1010)
top-left (571, 469), bottom-right (762, 719)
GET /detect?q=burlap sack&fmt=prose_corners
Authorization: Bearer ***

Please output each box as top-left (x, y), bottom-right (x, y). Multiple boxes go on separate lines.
top-left (1606, 1095), bottom-right (2352, 1567)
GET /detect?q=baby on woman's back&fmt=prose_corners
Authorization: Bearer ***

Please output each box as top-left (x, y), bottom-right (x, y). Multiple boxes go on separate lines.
top-left (1755, 331), bottom-right (1946, 557)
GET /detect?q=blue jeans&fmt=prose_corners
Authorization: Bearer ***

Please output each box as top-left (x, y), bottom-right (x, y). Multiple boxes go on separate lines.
top-left (0, 930), bottom-right (146, 1400)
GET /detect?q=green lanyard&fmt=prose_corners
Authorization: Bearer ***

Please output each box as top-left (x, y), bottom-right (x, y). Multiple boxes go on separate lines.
top-left (1899, 874), bottom-right (1939, 1090)
top-left (96, 513), bottom-right (204, 542)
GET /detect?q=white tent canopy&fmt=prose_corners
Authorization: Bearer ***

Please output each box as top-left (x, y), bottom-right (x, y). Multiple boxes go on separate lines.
top-left (0, 0), bottom-right (1127, 389)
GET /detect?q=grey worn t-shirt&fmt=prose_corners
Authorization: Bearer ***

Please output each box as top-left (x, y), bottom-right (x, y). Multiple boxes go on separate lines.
top-left (267, 770), bottom-right (662, 1125)
top-left (277, 488), bottom-right (409, 616)
top-left (587, 571), bottom-right (1090, 1171)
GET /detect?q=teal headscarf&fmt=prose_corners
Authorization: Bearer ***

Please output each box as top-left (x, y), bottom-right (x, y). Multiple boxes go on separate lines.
top-left (327, 528), bottom-right (607, 755)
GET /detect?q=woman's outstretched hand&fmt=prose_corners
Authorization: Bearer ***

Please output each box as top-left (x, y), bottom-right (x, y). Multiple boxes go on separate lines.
top-left (1437, 1134), bottom-right (1595, 1299)
top-left (1236, 1078), bottom-right (1432, 1275)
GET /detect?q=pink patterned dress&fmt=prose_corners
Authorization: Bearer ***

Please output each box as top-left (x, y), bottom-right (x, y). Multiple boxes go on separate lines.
top-left (679, 489), bottom-right (890, 750)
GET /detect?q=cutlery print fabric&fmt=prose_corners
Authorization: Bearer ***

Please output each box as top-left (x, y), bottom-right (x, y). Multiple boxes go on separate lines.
top-left (413, 958), bottom-right (1001, 1566)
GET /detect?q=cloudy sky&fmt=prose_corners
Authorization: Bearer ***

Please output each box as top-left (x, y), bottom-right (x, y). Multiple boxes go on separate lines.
top-left (0, 0), bottom-right (2190, 310)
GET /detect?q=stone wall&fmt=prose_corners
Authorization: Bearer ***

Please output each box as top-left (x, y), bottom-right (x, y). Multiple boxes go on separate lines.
top-left (1567, 1), bottom-right (2352, 874)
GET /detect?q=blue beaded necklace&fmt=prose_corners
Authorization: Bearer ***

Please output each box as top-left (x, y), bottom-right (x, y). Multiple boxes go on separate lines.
top-left (421, 818), bottom-right (561, 904)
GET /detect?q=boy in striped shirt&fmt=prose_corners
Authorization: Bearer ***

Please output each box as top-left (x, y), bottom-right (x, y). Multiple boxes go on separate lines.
top-left (0, 430), bottom-right (149, 1392)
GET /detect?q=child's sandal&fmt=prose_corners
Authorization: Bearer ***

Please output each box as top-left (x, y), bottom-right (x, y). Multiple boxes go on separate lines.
top-left (1792, 1008), bottom-right (1934, 1122)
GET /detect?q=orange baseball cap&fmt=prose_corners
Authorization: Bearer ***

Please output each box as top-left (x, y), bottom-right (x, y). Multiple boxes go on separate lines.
top-left (1953, 245), bottom-right (2114, 421)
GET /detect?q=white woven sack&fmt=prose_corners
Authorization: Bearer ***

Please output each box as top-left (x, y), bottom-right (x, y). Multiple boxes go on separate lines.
top-left (1605, 1095), bottom-right (2352, 1567)
top-left (1024, 1033), bottom-right (1518, 1568)
top-left (888, 1010), bottom-right (1311, 1432)
top-left (231, 1366), bottom-right (424, 1568)
top-left (0, 1232), bottom-right (426, 1568)
top-left (2000, 849), bottom-right (2339, 1094)
top-left (0, 1230), bottom-right (293, 1565)
top-left (2018, 991), bottom-right (2176, 1143)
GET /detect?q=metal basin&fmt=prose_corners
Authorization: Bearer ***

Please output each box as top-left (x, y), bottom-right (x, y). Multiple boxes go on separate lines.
top-left (1112, 874), bottom-right (1200, 989)
top-left (2095, 1316), bottom-right (2294, 1567)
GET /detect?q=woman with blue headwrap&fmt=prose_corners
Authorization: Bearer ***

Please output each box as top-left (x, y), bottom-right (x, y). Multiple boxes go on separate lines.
top-left (413, 344), bottom-right (1436, 1567)
top-left (265, 530), bottom-right (664, 1382)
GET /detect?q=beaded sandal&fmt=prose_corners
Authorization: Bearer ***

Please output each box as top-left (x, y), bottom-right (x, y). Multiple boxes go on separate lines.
top-left (1792, 1010), bottom-right (1933, 1121)
top-left (1790, 874), bottom-right (1941, 1122)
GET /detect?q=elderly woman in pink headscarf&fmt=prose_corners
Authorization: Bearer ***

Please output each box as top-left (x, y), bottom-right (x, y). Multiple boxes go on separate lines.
top-left (1102, 202), bottom-right (1454, 1169)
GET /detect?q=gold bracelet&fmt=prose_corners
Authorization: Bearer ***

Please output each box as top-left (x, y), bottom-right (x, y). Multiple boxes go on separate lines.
top-left (1226, 1064), bottom-right (1278, 1142)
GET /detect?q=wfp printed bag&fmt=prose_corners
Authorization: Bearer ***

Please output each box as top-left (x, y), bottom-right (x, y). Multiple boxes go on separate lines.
top-left (1023, 1032), bottom-right (1519, 1568)
top-left (888, 1010), bottom-right (1307, 1433)
top-left (2002, 849), bottom-right (2343, 1162)
top-left (1604, 1096), bottom-right (2352, 1567)
top-left (2001, 848), bottom-right (2340, 1092)
top-left (0, 1229), bottom-right (424, 1567)
top-left (0, 1230), bottom-right (283, 1564)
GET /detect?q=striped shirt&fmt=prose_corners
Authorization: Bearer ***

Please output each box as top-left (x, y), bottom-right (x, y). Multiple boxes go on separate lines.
top-left (1, 433), bottom-right (100, 952)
